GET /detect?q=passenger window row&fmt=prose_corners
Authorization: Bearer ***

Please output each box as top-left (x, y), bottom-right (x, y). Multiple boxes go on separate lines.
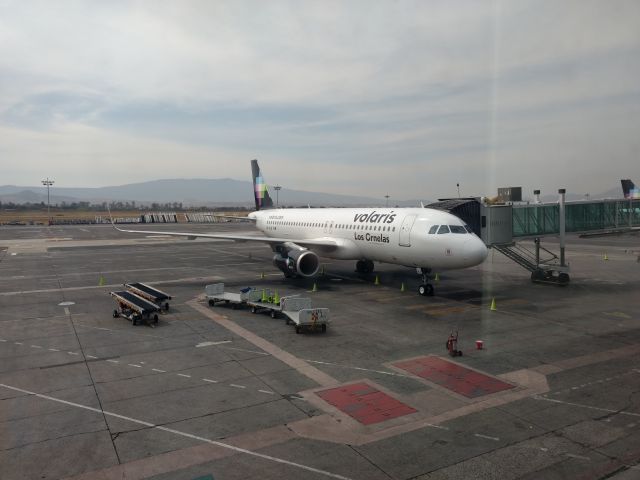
top-left (266, 220), bottom-right (396, 232)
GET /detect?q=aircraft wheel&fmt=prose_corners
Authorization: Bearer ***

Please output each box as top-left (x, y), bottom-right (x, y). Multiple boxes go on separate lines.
top-left (153, 314), bottom-right (159, 324)
top-left (295, 326), bottom-right (302, 334)
top-left (270, 310), bottom-right (277, 319)
top-left (113, 309), bottom-right (119, 318)
top-left (251, 306), bottom-right (257, 314)
top-left (321, 324), bottom-right (327, 333)
top-left (164, 302), bottom-right (169, 311)
top-left (208, 299), bottom-right (215, 306)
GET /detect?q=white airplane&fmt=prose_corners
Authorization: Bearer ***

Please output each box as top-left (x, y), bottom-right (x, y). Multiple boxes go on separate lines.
top-left (112, 160), bottom-right (488, 296)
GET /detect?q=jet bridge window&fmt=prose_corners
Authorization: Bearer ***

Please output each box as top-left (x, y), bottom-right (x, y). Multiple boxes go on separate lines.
top-left (449, 225), bottom-right (467, 234)
top-left (437, 225), bottom-right (450, 234)
top-left (428, 225), bottom-right (439, 234)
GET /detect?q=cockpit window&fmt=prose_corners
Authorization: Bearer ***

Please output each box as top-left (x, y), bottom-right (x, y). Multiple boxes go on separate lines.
top-left (437, 225), bottom-right (450, 234)
top-left (449, 225), bottom-right (466, 234)
top-left (428, 225), bottom-right (439, 234)
top-left (464, 225), bottom-right (473, 233)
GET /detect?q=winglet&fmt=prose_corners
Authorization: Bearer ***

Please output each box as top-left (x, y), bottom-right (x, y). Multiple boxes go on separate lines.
top-left (106, 205), bottom-right (124, 232)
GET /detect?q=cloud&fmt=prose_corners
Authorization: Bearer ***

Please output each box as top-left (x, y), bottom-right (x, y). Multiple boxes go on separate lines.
top-left (1, 0), bottom-right (639, 199)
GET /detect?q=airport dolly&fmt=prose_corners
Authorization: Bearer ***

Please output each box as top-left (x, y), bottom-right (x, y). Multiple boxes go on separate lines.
top-left (110, 290), bottom-right (160, 326)
top-left (124, 282), bottom-right (171, 311)
top-left (247, 296), bottom-right (330, 334)
top-left (205, 283), bottom-right (261, 309)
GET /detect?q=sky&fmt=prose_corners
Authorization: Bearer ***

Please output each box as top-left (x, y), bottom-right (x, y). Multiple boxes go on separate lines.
top-left (1, 0), bottom-right (639, 200)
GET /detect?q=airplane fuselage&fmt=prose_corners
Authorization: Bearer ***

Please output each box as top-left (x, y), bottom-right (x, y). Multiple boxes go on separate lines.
top-left (249, 207), bottom-right (488, 270)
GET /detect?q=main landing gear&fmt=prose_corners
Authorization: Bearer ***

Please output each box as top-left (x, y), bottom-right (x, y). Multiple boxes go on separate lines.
top-left (417, 267), bottom-right (434, 296)
top-left (355, 259), bottom-right (374, 274)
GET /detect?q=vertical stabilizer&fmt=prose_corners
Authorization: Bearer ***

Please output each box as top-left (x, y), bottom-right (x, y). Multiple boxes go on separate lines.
top-left (621, 179), bottom-right (640, 199)
top-left (251, 159), bottom-right (274, 210)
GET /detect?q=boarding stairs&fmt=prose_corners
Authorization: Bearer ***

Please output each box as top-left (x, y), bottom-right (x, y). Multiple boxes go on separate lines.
top-left (492, 242), bottom-right (558, 273)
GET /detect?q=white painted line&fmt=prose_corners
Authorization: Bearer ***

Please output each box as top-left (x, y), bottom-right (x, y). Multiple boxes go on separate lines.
top-left (152, 368), bottom-right (166, 373)
top-left (0, 383), bottom-right (352, 480)
top-left (86, 355), bottom-right (98, 359)
top-left (14, 342), bottom-right (23, 345)
top-left (202, 378), bottom-right (218, 383)
top-left (0, 339), bottom-right (6, 342)
top-left (230, 384), bottom-right (246, 389)
top-left (128, 364), bottom-right (142, 368)
top-left (220, 346), bottom-right (269, 356)
top-left (425, 423), bottom-right (449, 431)
top-left (535, 396), bottom-right (640, 418)
top-left (258, 389), bottom-right (275, 395)
top-left (177, 373), bottom-right (191, 378)
top-left (30, 345), bottom-right (42, 349)
top-left (564, 453), bottom-right (590, 461)
top-left (64, 307), bottom-right (70, 315)
top-left (304, 359), bottom-right (412, 378)
top-left (107, 359), bottom-right (119, 364)
top-left (196, 340), bottom-right (232, 347)
top-left (11, 253), bottom-right (17, 256)
top-left (474, 433), bottom-right (500, 441)
top-left (48, 348), bottom-right (59, 352)
top-left (68, 352), bottom-right (79, 355)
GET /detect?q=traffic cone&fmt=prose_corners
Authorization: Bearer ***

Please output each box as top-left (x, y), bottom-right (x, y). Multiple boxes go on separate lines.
top-left (400, 282), bottom-right (405, 292)
top-left (374, 275), bottom-right (380, 285)
top-left (273, 290), bottom-right (280, 305)
top-left (98, 276), bottom-right (105, 286)
top-left (489, 298), bottom-right (497, 311)
top-left (435, 273), bottom-right (440, 282)
top-left (261, 289), bottom-right (268, 302)
top-left (312, 282), bottom-right (318, 292)
top-left (603, 253), bottom-right (609, 261)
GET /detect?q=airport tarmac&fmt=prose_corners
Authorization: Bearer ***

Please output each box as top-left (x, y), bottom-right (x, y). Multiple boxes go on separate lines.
top-left (0, 223), bottom-right (639, 480)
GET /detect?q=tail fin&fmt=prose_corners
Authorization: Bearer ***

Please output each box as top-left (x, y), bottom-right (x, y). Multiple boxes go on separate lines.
top-left (251, 159), bottom-right (274, 210)
top-left (621, 179), bottom-right (640, 199)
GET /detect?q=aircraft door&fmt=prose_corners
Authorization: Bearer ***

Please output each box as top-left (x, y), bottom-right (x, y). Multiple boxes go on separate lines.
top-left (399, 214), bottom-right (417, 247)
top-left (328, 221), bottom-right (334, 234)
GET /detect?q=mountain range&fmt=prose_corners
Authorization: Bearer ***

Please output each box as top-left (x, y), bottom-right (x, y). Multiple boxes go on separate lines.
top-left (0, 179), bottom-right (424, 207)
top-left (0, 179), bottom-right (626, 207)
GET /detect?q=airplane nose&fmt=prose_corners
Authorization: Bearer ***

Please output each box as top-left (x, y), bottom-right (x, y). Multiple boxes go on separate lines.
top-left (463, 237), bottom-right (488, 265)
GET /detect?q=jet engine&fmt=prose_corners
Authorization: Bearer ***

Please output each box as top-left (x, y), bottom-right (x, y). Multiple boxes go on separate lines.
top-left (272, 244), bottom-right (320, 278)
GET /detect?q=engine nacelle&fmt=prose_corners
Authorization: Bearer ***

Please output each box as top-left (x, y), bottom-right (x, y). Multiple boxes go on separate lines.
top-left (272, 248), bottom-right (320, 278)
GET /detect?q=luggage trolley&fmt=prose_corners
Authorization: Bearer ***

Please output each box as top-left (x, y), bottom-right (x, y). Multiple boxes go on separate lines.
top-left (205, 283), bottom-right (261, 309)
top-left (247, 295), bottom-right (330, 333)
top-left (110, 291), bottom-right (161, 326)
top-left (124, 282), bottom-right (171, 311)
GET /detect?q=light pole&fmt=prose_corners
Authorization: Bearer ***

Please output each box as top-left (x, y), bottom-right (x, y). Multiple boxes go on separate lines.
top-left (384, 195), bottom-right (390, 207)
top-left (274, 185), bottom-right (282, 207)
top-left (41, 178), bottom-right (54, 225)
top-left (456, 183), bottom-right (460, 198)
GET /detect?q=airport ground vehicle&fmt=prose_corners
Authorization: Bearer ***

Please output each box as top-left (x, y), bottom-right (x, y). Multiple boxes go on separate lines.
top-left (205, 283), bottom-right (330, 333)
top-left (124, 282), bottom-right (171, 311)
top-left (110, 290), bottom-right (160, 326)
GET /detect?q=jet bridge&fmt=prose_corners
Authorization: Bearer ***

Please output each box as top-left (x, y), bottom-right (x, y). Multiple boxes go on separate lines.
top-left (429, 194), bottom-right (640, 285)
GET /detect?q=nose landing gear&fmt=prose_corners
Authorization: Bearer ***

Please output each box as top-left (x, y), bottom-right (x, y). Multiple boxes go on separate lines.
top-left (417, 267), bottom-right (434, 296)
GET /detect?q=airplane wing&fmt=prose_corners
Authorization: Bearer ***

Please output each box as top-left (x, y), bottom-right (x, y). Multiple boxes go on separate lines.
top-left (111, 223), bottom-right (339, 250)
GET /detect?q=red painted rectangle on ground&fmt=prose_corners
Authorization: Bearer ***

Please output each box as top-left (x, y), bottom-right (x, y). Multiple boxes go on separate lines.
top-left (393, 356), bottom-right (515, 398)
top-left (316, 382), bottom-right (417, 425)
